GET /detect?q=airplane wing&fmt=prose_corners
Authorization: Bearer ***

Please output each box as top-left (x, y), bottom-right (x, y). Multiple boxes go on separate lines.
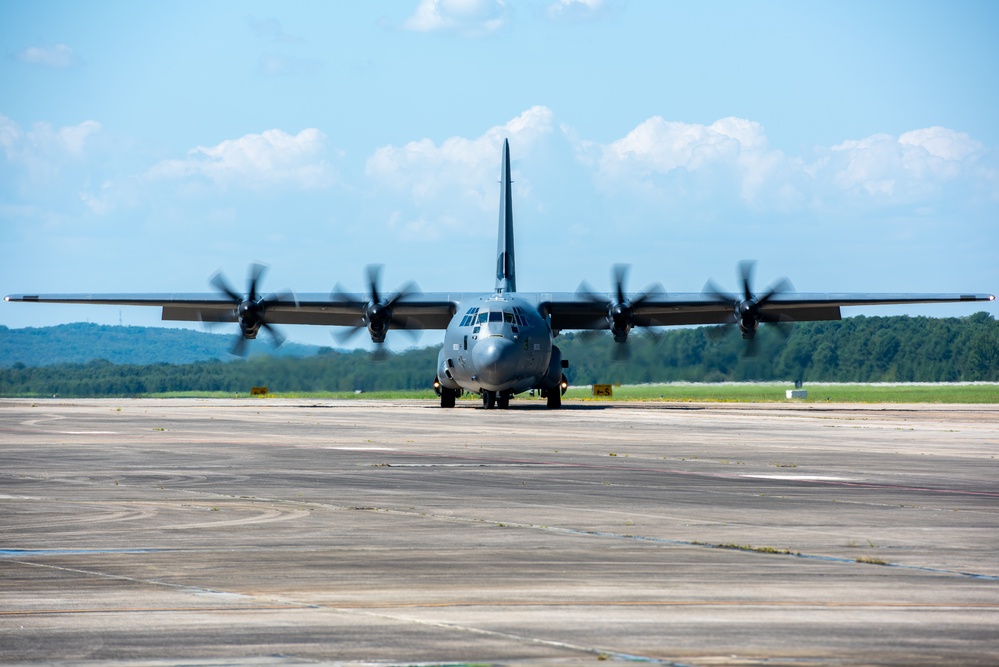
top-left (6, 290), bottom-right (993, 330)
top-left (542, 291), bottom-right (995, 330)
top-left (4, 292), bottom-right (458, 330)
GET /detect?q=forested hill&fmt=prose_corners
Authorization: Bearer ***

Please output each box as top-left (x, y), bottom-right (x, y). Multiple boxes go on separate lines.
top-left (0, 323), bottom-right (320, 368)
top-left (1, 313), bottom-right (997, 396)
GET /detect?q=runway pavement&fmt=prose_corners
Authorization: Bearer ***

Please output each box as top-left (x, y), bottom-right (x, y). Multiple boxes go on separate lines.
top-left (1, 397), bottom-right (998, 666)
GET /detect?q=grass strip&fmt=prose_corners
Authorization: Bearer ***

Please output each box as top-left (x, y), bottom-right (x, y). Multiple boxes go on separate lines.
top-left (140, 383), bottom-right (999, 403)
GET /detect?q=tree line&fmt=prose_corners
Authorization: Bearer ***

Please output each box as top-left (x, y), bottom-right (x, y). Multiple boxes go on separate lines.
top-left (1, 313), bottom-right (996, 397)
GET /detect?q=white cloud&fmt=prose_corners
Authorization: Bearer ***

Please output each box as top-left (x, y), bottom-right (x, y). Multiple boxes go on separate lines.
top-left (256, 54), bottom-right (322, 77)
top-left (16, 44), bottom-right (81, 68)
top-left (819, 127), bottom-right (984, 201)
top-left (600, 116), bottom-right (764, 173)
top-left (402, 0), bottom-right (508, 35)
top-left (362, 108), bottom-right (994, 246)
top-left (248, 17), bottom-right (304, 43)
top-left (147, 128), bottom-right (334, 191)
top-left (0, 114), bottom-right (21, 154)
top-left (0, 114), bottom-right (103, 187)
top-left (387, 210), bottom-right (441, 241)
top-left (363, 107), bottom-right (562, 239)
top-left (366, 106), bottom-right (555, 210)
top-left (54, 121), bottom-right (102, 157)
top-left (546, 0), bottom-right (619, 22)
top-left (0, 114), bottom-right (101, 161)
top-left (595, 116), bottom-right (798, 208)
top-left (898, 126), bottom-right (981, 161)
top-left (593, 115), bottom-right (990, 211)
top-left (80, 181), bottom-right (115, 215)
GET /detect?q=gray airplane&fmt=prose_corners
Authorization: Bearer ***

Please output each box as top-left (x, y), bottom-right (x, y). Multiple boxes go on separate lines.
top-left (5, 140), bottom-right (995, 409)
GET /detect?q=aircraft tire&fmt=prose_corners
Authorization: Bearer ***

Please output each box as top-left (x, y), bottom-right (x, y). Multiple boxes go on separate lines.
top-left (440, 388), bottom-right (456, 408)
top-left (497, 395), bottom-right (510, 409)
top-left (547, 391), bottom-right (561, 409)
top-left (482, 391), bottom-right (496, 409)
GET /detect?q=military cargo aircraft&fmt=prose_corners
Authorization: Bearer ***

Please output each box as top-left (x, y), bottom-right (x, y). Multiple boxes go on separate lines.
top-left (5, 140), bottom-right (995, 408)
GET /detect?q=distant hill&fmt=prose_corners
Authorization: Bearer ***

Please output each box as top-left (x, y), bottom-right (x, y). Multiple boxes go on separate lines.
top-left (0, 323), bottom-right (321, 368)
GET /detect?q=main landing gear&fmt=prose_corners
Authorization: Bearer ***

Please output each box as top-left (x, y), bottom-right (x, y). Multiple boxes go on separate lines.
top-left (546, 390), bottom-right (561, 409)
top-left (540, 372), bottom-right (569, 410)
top-left (434, 376), bottom-right (567, 410)
top-left (440, 387), bottom-right (458, 408)
top-left (434, 377), bottom-right (461, 408)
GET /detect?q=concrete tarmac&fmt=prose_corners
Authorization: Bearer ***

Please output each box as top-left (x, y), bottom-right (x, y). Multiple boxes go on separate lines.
top-left (1, 398), bottom-right (998, 666)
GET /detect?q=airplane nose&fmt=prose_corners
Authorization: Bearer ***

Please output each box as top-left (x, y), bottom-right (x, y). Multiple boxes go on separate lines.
top-left (472, 337), bottom-right (517, 389)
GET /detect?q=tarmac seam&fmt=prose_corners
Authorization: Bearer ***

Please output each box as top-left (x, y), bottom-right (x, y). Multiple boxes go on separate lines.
top-left (4, 559), bottom-right (309, 607)
top-left (2, 559), bottom-right (682, 664)
top-left (18, 474), bottom-right (998, 582)
top-left (329, 606), bottom-right (686, 665)
top-left (0, 605), bottom-right (317, 616)
top-left (338, 506), bottom-right (999, 581)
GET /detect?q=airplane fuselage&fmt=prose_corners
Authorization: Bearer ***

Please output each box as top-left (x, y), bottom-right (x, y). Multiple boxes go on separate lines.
top-left (436, 293), bottom-right (565, 407)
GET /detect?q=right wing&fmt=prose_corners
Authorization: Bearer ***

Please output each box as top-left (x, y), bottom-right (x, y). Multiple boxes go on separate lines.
top-left (534, 291), bottom-right (995, 331)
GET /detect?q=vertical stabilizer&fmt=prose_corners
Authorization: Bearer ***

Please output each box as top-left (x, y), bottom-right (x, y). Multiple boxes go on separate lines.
top-left (495, 139), bottom-right (516, 293)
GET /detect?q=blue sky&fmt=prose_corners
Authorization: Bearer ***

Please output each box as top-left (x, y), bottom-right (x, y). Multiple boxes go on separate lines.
top-left (2, 0), bottom-right (997, 349)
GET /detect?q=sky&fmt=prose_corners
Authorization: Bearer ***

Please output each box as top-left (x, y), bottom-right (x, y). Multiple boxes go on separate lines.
top-left (2, 0), bottom-right (997, 350)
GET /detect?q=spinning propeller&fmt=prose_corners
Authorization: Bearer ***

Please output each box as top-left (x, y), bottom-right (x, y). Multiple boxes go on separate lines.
top-left (331, 265), bottom-right (421, 357)
top-left (703, 260), bottom-right (794, 356)
top-left (577, 264), bottom-right (665, 360)
top-left (209, 263), bottom-right (296, 357)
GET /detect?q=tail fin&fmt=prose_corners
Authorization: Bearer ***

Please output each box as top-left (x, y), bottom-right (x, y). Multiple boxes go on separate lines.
top-left (495, 138), bottom-right (516, 293)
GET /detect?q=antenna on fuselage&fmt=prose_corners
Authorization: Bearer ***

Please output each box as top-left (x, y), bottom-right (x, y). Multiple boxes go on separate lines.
top-left (495, 138), bottom-right (516, 294)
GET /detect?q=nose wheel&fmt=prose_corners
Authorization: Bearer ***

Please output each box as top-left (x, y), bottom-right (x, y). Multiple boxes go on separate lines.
top-left (481, 390), bottom-right (512, 409)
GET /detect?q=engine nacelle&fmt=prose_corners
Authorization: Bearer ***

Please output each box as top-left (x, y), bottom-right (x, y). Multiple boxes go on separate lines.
top-left (609, 303), bottom-right (632, 343)
top-left (435, 352), bottom-right (461, 391)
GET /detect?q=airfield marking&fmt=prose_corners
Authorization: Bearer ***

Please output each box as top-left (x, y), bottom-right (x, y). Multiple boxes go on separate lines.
top-left (337, 447), bottom-right (999, 499)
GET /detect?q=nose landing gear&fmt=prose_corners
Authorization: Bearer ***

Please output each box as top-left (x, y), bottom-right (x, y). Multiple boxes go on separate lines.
top-left (482, 390), bottom-right (496, 409)
top-left (481, 390), bottom-right (511, 409)
top-left (540, 373), bottom-right (568, 409)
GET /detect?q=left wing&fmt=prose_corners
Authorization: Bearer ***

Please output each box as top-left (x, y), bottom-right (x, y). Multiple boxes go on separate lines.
top-left (4, 292), bottom-right (458, 329)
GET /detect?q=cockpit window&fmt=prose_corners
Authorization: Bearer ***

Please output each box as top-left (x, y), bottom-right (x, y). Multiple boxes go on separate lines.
top-left (459, 307), bottom-right (480, 327)
top-left (469, 306), bottom-right (529, 329)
